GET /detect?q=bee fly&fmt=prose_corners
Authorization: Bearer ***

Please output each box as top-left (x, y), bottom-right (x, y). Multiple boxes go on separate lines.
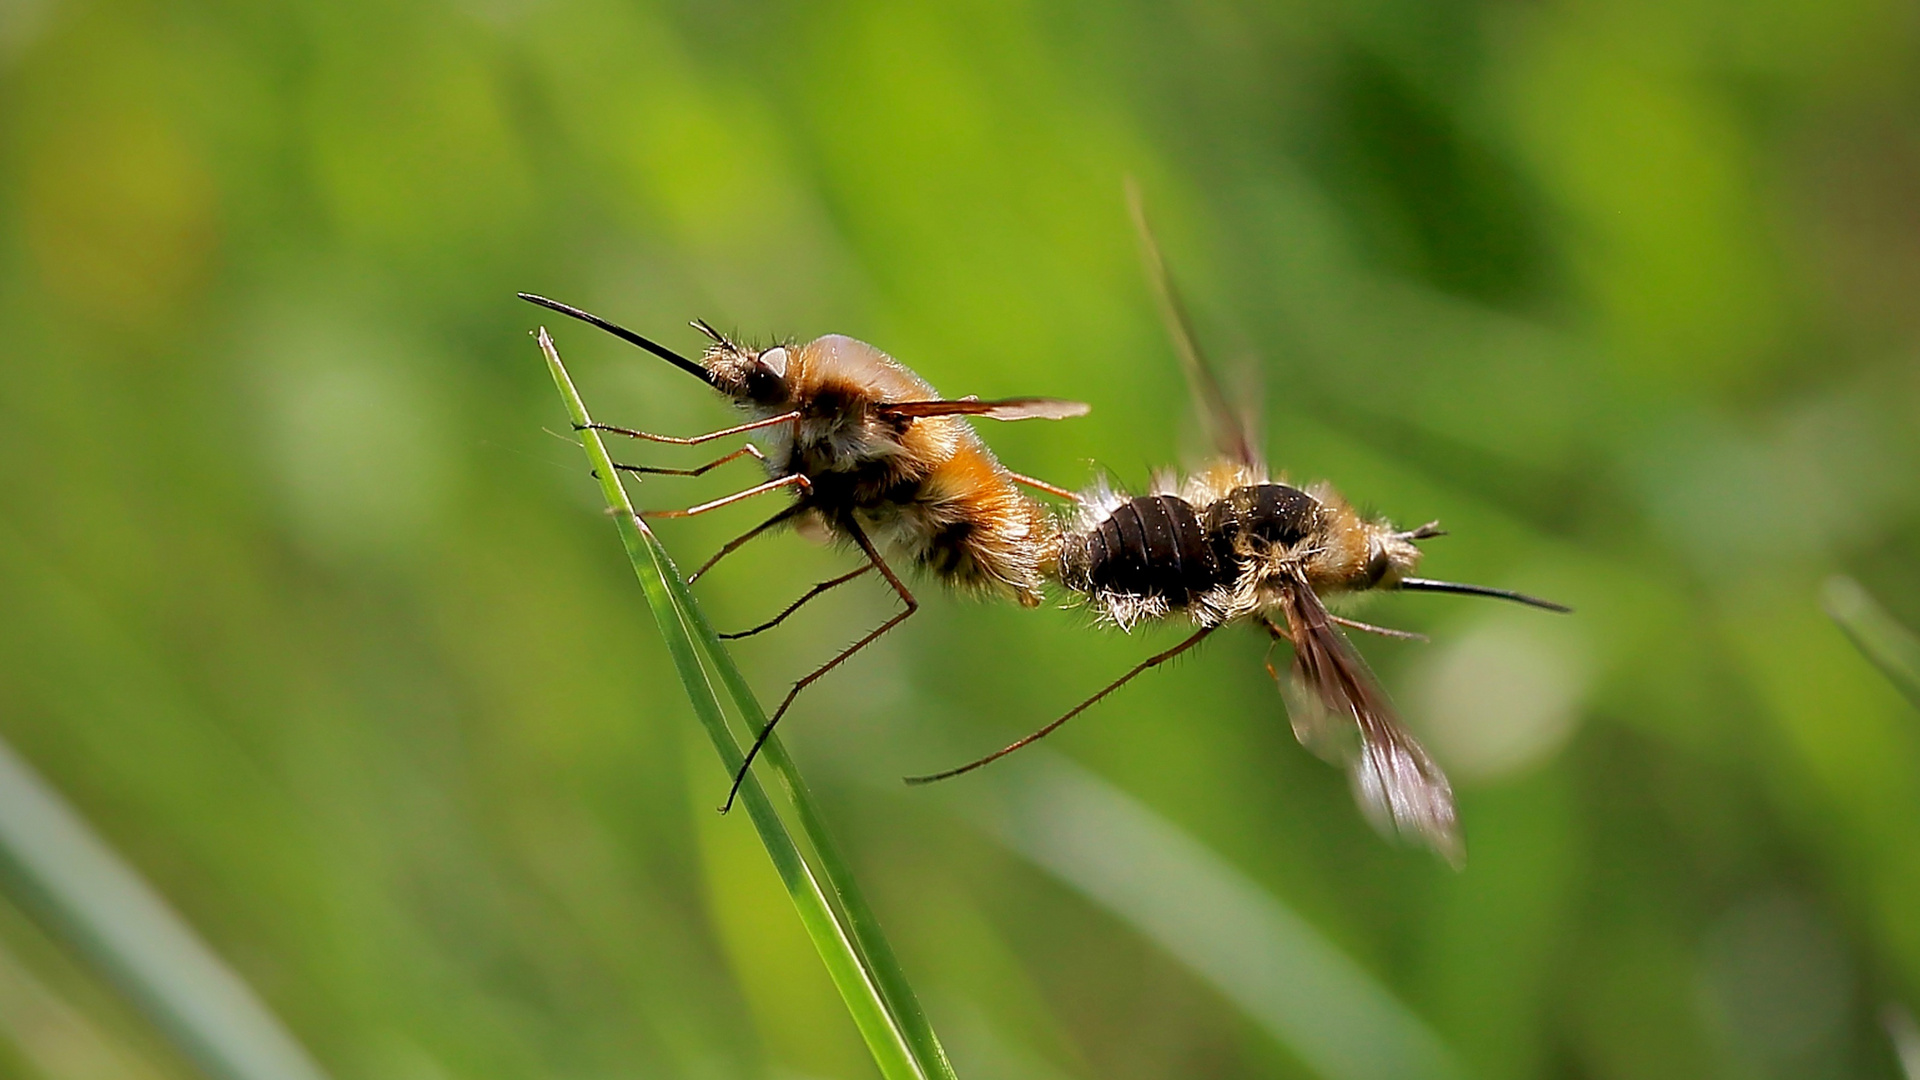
top-left (904, 191), bottom-right (1568, 864)
top-left (521, 293), bottom-right (1088, 811)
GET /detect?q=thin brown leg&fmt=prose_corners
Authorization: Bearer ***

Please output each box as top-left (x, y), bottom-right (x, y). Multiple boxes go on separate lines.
top-left (1260, 615), bottom-right (1289, 681)
top-left (613, 444), bottom-right (764, 477)
top-left (583, 410), bottom-right (799, 446)
top-left (643, 473), bottom-right (810, 519)
top-left (721, 521), bottom-right (916, 813)
top-left (689, 504), bottom-right (803, 583)
top-left (905, 624), bottom-right (1217, 785)
top-left (1327, 613), bottom-right (1427, 642)
top-left (1007, 470), bottom-right (1082, 501)
top-left (721, 565), bottom-right (874, 640)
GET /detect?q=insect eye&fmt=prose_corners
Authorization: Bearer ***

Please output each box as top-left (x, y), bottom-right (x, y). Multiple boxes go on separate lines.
top-left (757, 346), bottom-right (789, 378)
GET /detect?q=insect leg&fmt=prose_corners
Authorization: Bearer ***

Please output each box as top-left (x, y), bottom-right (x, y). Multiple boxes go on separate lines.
top-left (1259, 615), bottom-right (1288, 681)
top-left (720, 564), bottom-right (875, 640)
top-left (581, 410), bottom-right (800, 446)
top-left (1005, 470), bottom-right (1082, 501)
top-left (904, 624), bottom-right (1216, 785)
top-left (721, 520), bottom-right (918, 813)
top-left (688, 504), bottom-right (804, 583)
top-left (1326, 613), bottom-right (1428, 642)
top-left (612, 443), bottom-right (764, 477)
top-left (642, 473), bottom-right (810, 519)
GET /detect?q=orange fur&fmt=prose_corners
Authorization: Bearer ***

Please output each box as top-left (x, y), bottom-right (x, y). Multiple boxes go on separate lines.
top-left (724, 333), bottom-right (1060, 605)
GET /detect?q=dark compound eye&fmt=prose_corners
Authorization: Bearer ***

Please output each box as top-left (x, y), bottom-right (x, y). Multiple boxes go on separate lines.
top-left (1364, 547), bottom-right (1394, 586)
top-left (739, 346), bottom-right (790, 402)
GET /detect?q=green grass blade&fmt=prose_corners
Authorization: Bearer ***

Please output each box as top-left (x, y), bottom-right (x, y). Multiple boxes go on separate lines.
top-left (1824, 576), bottom-right (1920, 710)
top-left (0, 736), bottom-right (331, 1080)
top-left (677, 560), bottom-right (957, 1080)
top-left (535, 329), bottom-right (955, 1080)
top-left (973, 755), bottom-right (1462, 1080)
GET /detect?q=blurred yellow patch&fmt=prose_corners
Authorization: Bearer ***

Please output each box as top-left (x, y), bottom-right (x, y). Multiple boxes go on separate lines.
top-left (23, 106), bottom-right (216, 333)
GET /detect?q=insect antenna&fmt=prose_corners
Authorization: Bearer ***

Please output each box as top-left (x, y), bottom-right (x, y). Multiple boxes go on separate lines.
top-left (519, 293), bottom-right (716, 385)
top-left (689, 317), bottom-right (741, 352)
top-left (1397, 577), bottom-right (1571, 613)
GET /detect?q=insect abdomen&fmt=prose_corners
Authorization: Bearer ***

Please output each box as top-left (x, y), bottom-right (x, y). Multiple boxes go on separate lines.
top-left (1062, 495), bottom-right (1228, 604)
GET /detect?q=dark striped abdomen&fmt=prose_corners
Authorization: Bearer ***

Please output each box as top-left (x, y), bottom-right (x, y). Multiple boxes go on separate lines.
top-left (1202, 483), bottom-right (1320, 571)
top-left (1061, 495), bottom-right (1230, 605)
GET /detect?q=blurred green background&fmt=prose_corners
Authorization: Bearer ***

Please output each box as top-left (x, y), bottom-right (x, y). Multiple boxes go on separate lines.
top-left (4, 0), bottom-right (1920, 1077)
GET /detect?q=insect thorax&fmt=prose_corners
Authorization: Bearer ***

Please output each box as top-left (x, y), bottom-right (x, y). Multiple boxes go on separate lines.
top-left (1204, 484), bottom-right (1320, 558)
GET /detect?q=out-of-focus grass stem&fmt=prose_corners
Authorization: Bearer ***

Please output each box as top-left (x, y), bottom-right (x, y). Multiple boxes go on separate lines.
top-left (971, 755), bottom-right (1462, 1080)
top-left (0, 737), bottom-right (330, 1080)
top-left (1824, 576), bottom-right (1920, 709)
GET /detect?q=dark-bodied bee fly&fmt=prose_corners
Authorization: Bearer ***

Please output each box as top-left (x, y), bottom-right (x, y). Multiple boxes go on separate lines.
top-left (904, 192), bottom-right (1568, 864)
top-left (521, 294), bottom-right (1087, 811)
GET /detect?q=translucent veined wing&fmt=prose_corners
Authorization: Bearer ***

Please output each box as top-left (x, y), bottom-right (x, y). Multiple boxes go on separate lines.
top-left (878, 397), bottom-right (1091, 421)
top-left (1125, 179), bottom-right (1261, 469)
top-left (1273, 572), bottom-right (1463, 866)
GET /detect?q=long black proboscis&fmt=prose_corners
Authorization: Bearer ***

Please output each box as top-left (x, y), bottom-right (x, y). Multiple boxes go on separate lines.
top-left (1397, 577), bottom-right (1572, 613)
top-left (519, 293), bottom-right (715, 385)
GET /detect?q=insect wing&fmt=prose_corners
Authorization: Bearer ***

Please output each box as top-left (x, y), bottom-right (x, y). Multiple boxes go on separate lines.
top-left (1125, 180), bottom-right (1261, 468)
top-left (1276, 576), bottom-right (1463, 865)
top-left (1276, 661), bottom-right (1358, 764)
top-left (880, 397), bottom-right (1091, 421)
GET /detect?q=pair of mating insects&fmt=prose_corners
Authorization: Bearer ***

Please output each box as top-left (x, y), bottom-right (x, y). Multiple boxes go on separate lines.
top-left (526, 204), bottom-right (1566, 865)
